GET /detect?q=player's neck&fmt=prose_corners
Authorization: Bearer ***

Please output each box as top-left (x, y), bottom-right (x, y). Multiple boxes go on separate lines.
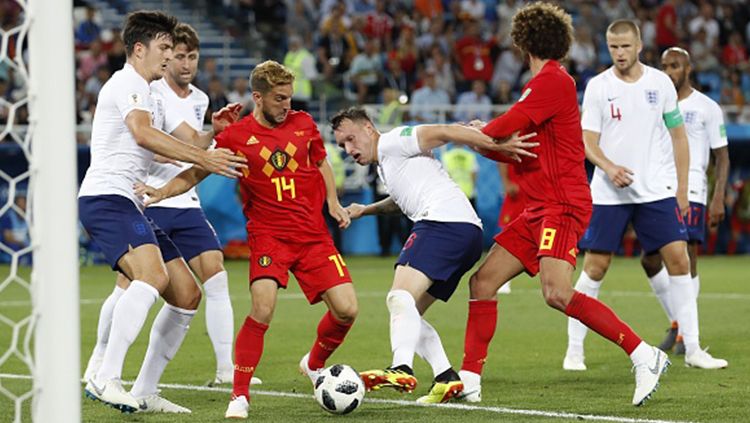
top-left (253, 108), bottom-right (277, 129)
top-left (166, 75), bottom-right (191, 98)
top-left (127, 59), bottom-right (156, 83)
top-left (677, 84), bottom-right (693, 101)
top-left (528, 56), bottom-right (549, 77)
top-left (372, 133), bottom-right (380, 163)
top-left (613, 61), bottom-right (643, 82)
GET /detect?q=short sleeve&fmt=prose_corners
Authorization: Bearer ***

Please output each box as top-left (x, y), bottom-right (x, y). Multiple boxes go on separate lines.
top-left (511, 74), bottom-right (560, 125)
top-left (580, 79), bottom-right (602, 133)
top-left (309, 122), bottom-right (327, 164)
top-left (379, 126), bottom-right (422, 158)
top-left (163, 105), bottom-right (186, 134)
top-left (214, 125), bottom-right (234, 151)
top-left (707, 101), bottom-right (728, 149)
top-left (112, 75), bottom-right (151, 121)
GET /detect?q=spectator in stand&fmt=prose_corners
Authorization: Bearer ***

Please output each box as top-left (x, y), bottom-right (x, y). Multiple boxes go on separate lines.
top-left (601, 0), bottom-right (634, 24)
top-left (721, 69), bottom-right (746, 110)
top-left (84, 66), bottom-right (111, 110)
top-left (317, 22), bottom-right (357, 90)
top-left (722, 32), bottom-right (749, 71)
top-left (636, 8), bottom-right (657, 50)
top-left (383, 56), bottom-right (410, 94)
top-left (569, 27), bottom-right (597, 83)
top-left (415, 0), bottom-right (443, 22)
top-left (410, 67), bottom-right (450, 122)
top-left (425, 46), bottom-right (456, 100)
top-left (284, 34), bottom-right (319, 111)
top-left (388, 27), bottom-right (419, 90)
top-left (106, 34), bottom-right (126, 74)
top-left (455, 79), bottom-right (492, 123)
top-left (320, 1), bottom-right (351, 36)
top-left (689, 3), bottom-right (720, 49)
top-left (690, 28), bottom-right (720, 73)
top-left (417, 19), bottom-right (450, 54)
top-left (75, 6), bottom-right (101, 48)
top-left (454, 20), bottom-right (494, 91)
top-left (196, 57), bottom-right (219, 92)
top-left (206, 76), bottom-right (229, 123)
top-left (227, 76), bottom-right (254, 114)
top-left (364, 0), bottom-right (394, 51)
top-left (76, 38), bottom-right (107, 82)
top-left (350, 38), bottom-right (383, 104)
top-left (716, 3), bottom-right (741, 47)
top-left (496, 0), bottom-right (522, 48)
top-left (490, 47), bottom-right (522, 104)
top-left (460, 0), bottom-right (485, 21)
top-left (288, 0), bottom-right (317, 46)
top-left (656, 0), bottom-right (680, 52)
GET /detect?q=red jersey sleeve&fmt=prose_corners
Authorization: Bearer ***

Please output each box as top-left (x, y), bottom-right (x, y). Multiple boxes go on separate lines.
top-left (306, 117), bottom-right (327, 164)
top-left (214, 124), bottom-right (236, 151)
top-left (511, 73), bottom-right (563, 126)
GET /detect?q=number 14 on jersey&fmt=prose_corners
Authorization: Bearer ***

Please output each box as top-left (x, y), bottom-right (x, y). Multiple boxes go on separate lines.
top-left (271, 176), bottom-right (296, 201)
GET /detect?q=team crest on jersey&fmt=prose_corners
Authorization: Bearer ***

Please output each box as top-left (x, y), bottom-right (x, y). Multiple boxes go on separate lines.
top-left (270, 149), bottom-right (290, 171)
top-left (645, 90), bottom-right (658, 106)
top-left (127, 93), bottom-right (143, 105)
top-left (258, 255), bottom-right (272, 267)
top-left (684, 111), bottom-right (697, 124)
top-left (194, 105), bottom-right (204, 123)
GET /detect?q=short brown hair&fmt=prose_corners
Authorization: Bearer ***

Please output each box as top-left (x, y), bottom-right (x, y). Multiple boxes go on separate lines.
top-left (123, 11), bottom-right (177, 56)
top-left (510, 2), bottom-right (573, 61)
top-left (607, 19), bottom-right (641, 40)
top-left (250, 60), bottom-right (295, 94)
top-left (330, 107), bottom-right (373, 130)
top-left (173, 23), bottom-right (200, 51)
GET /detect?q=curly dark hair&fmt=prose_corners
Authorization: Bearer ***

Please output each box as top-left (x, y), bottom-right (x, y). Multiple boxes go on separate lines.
top-left (510, 2), bottom-right (573, 61)
top-left (330, 107), bottom-right (373, 131)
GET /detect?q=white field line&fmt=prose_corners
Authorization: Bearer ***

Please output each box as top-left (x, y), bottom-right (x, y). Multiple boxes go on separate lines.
top-left (0, 373), bottom-right (693, 423)
top-left (2, 288), bottom-right (749, 308)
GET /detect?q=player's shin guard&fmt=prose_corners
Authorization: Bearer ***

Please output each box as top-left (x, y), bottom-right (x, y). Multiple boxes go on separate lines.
top-left (461, 300), bottom-right (497, 375)
top-left (416, 319), bottom-right (451, 377)
top-left (131, 304), bottom-right (196, 398)
top-left (564, 292), bottom-right (641, 355)
top-left (233, 316), bottom-right (268, 399)
top-left (387, 290), bottom-right (422, 369)
top-left (96, 281), bottom-right (159, 383)
top-left (308, 311), bottom-right (353, 370)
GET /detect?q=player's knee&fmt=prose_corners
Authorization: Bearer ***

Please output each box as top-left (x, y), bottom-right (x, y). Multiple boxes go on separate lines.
top-left (540, 280), bottom-right (571, 311)
top-left (386, 290), bottom-right (415, 314)
top-left (172, 285), bottom-right (202, 310)
top-left (251, 302), bottom-right (275, 324)
top-left (582, 264), bottom-right (607, 282)
top-left (663, 253), bottom-right (690, 275)
top-left (468, 271), bottom-right (494, 300)
top-left (140, 269), bottom-right (169, 292)
top-left (640, 254), bottom-right (663, 276)
top-left (331, 303), bottom-right (358, 324)
top-left (201, 263), bottom-right (226, 282)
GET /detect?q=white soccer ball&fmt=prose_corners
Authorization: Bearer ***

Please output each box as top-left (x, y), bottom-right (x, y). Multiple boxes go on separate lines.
top-left (313, 364), bottom-right (365, 414)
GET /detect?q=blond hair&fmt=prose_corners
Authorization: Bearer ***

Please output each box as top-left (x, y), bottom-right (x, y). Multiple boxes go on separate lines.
top-left (250, 60), bottom-right (295, 94)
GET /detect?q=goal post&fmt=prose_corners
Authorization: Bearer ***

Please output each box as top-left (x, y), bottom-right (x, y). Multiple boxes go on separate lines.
top-left (28, 0), bottom-right (79, 421)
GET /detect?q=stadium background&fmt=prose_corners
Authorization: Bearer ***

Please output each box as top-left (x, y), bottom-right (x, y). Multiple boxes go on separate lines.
top-left (2, 0), bottom-right (750, 261)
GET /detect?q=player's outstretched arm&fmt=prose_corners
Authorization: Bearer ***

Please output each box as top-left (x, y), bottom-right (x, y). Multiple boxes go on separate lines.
top-left (135, 166), bottom-right (211, 207)
top-left (668, 124), bottom-right (690, 216)
top-left (417, 124), bottom-right (538, 160)
top-left (125, 109), bottom-right (246, 178)
top-left (345, 197), bottom-right (401, 219)
top-left (709, 146), bottom-right (730, 227)
top-left (168, 103), bottom-right (241, 150)
top-left (318, 159), bottom-right (351, 229)
top-left (583, 129), bottom-right (634, 188)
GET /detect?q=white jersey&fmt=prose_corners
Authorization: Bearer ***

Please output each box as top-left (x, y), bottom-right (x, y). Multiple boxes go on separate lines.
top-left (376, 126), bottom-right (482, 228)
top-left (79, 63), bottom-right (165, 209)
top-left (146, 78), bottom-right (210, 209)
top-left (581, 65), bottom-right (681, 205)
top-left (679, 90), bottom-right (728, 205)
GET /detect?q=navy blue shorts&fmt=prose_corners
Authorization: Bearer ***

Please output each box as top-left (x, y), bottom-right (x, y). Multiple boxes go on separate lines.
top-left (79, 195), bottom-right (181, 271)
top-left (685, 202), bottom-right (706, 244)
top-left (579, 197), bottom-right (688, 254)
top-left (396, 220), bottom-right (483, 302)
top-left (145, 207), bottom-right (222, 261)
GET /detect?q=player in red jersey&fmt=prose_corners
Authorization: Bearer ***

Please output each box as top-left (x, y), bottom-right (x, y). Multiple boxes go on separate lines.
top-left (456, 3), bottom-right (669, 407)
top-left (137, 60), bottom-right (357, 419)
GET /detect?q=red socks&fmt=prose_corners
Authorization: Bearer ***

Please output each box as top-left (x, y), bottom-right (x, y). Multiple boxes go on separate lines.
top-left (565, 291), bottom-right (642, 355)
top-left (233, 316), bottom-right (268, 399)
top-left (461, 300), bottom-right (498, 375)
top-left (308, 311), bottom-right (353, 370)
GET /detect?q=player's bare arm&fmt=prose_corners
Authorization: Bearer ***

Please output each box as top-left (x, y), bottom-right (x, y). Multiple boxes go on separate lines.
top-left (417, 124), bottom-right (538, 159)
top-left (125, 109), bottom-right (246, 178)
top-left (169, 103), bottom-right (242, 149)
top-left (318, 158), bottom-right (351, 229)
top-left (345, 197), bottom-right (401, 219)
top-left (583, 129), bottom-right (634, 188)
top-left (135, 166), bottom-right (211, 207)
top-left (708, 146), bottom-right (730, 227)
top-left (668, 124), bottom-right (690, 216)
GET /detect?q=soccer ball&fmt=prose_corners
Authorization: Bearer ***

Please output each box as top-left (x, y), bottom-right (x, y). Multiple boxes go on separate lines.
top-left (313, 364), bottom-right (365, 414)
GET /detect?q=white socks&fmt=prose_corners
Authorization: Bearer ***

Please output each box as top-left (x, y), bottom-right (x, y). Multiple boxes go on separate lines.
top-left (131, 303), bottom-right (196, 398)
top-left (387, 290), bottom-right (421, 369)
top-left (89, 285), bottom-right (125, 362)
top-left (203, 271), bottom-right (234, 375)
top-left (629, 341), bottom-right (653, 366)
top-left (669, 273), bottom-right (700, 355)
top-left (647, 267), bottom-right (673, 322)
top-left (693, 275), bottom-right (700, 298)
top-left (566, 272), bottom-right (601, 357)
top-left (415, 319), bottom-right (451, 377)
top-left (95, 281), bottom-right (159, 383)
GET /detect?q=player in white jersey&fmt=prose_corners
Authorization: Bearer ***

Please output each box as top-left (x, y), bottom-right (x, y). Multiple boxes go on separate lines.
top-left (331, 107), bottom-right (536, 403)
top-left (563, 20), bottom-right (727, 371)
top-left (78, 12), bottom-right (246, 413)
top-left (640, 47), bottom-right (729, 359)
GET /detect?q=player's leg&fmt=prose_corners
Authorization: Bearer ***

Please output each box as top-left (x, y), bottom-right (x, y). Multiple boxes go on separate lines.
top-left (565, 204), bottom-right (632, 370)
top-left (641, 252), bottom-right (678, 351)
top-left (83, 274), bottom-right (129, 381)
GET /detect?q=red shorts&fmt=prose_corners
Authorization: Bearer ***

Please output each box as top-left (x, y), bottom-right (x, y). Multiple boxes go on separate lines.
top-left (248, 234), bottom-right (352, 304)
top-left (498, 193), bottom-right (525, 228)
top-left (494, 210), bottom-right (587, 276)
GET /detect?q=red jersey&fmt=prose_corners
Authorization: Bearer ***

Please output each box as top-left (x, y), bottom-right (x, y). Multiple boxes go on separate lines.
top-left (214, 110), bottom-right (329, 242)
top-left (500, 60), bottom-right (591, 219)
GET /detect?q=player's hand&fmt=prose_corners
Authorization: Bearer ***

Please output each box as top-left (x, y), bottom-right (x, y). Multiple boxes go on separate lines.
top-left (605, 164), bottom-right (634, 188)
top-left (708, 197), bottom-right (726, 228)
top-left (153, 154), bottom-right (180, 166)
top-left (490, 131), bottom-right (539, 162)
top-left (211, 103), bottom-right (243, 134)
top-left (134, 183), bottom-right (164, 207)
top-left (345, 203), bottom-right (366, 220)
top-left (328, 200), bottom-right (351, 229)
top-left (200, 148), bottom-right (247, 178)
top-left (677, 191), bottom-right (689, 217)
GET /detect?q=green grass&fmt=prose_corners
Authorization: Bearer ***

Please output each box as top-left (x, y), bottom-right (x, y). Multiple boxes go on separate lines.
top-left (1, 256), bottom-right (749, 422)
